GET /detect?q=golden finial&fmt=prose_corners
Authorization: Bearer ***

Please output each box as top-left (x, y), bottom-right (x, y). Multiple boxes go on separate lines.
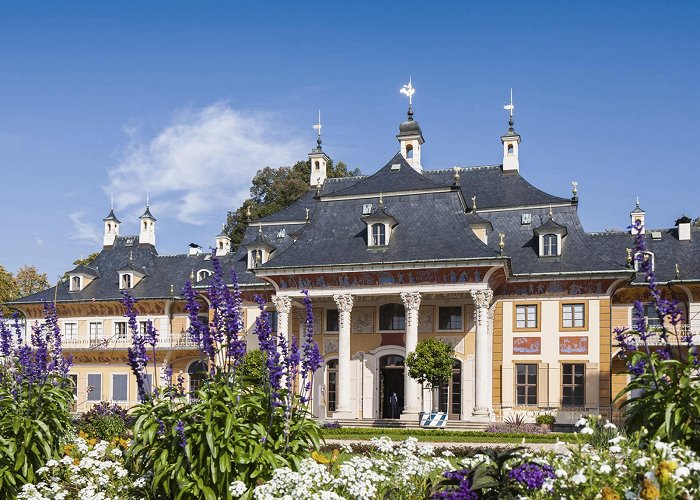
top-left (190, 269), bottom-right (195, 280)
top-left (675, 264), bottom-right (681, 279)
top-left (316, 183), bottom-right (321, 196)
top-left (246, 205), bottom-right (252, 219)
top-left (258, 224), bottom-right (262, 235)
top-left (129, 251), bottom-right (133, 262)
top-left (498, 233), bottom-right (505, 254)
top-left (626, 248), bottom-right (632, 266)
top-left (379, 192), bottom-right (384, 207)
top-left (548, 206), bottom-right (553, 218)
top-left (471, 195), bottom-right (477, 213)
top-left (170, 284), bottom-right (174, 296)
top-left (305, 208), bottom-right (310, 222)
top-left (572, 181), bottom-right (578, 199)
top-left (453, 167), bottom-right (460, 184)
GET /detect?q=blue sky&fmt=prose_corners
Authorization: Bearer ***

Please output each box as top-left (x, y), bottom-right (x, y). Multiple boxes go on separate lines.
top-left (1, 1), bottom-right (698, 281)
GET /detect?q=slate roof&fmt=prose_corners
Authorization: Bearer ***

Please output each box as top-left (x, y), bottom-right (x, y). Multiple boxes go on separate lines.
top-left (325, 153), bottom-right (442, 198)
top-left (102, 209), bottom-right (120, 223)
top-left (140, 206), bottom-right (156, 220)
top-left (425, 166), bottom-right (571, 209)
top-left (67, 265), bottom-right (99, 277)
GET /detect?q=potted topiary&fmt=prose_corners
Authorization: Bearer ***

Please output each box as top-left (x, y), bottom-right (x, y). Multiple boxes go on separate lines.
top-left (535, 413), bottom-right (556, 431)
top-left (405, 338), bottom-right (454, 428)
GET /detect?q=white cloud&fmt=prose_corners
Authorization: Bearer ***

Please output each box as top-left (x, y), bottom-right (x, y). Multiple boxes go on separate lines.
top-left (69, 212), bottom-right (101, 244)
top-left (106, 102), bottom-right (303, 225)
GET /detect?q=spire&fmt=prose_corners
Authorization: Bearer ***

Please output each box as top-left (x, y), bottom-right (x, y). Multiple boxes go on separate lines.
top-left (397, 78), bottom-right (424, 172)
top-left (102, 201), bottom-right (120, 247)
top-left (501, 88), bottom-right (521, 173)
top-left (139, 197), bottom-right (156, 246)
top-left (630, 197), bottom-right (646, 235)
top-left (215, 223), bottom-right (231, 256)
top-left (309, 109), bottom-right (330, 187)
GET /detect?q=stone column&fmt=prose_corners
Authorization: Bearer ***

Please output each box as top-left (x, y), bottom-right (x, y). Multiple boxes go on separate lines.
top-left (471, 289), bottom-right (493, 420)
top-left (271, 295), bottom-right (292, 342)
top-left (332, 294), bottom-right (354, 419)
top-left (400, 291), bottom-right (421, 420)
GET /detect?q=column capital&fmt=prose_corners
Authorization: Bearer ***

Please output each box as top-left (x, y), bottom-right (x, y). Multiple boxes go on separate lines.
top-left (333, 294), bottom-right (354, 313)
top-left (400, 291), bottom-right (422, 311)
top-left (470, 289), bottom-right (493, 309)
top-left (271, 295), bottom-right (293, 314)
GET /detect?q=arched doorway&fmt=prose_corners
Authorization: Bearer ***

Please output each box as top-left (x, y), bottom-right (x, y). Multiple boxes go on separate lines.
top-left (379, 354), bottom-right (404, 419)
top-left (439, 359), bottom-right (462, 420)
top-left (188, 360), bottom-right (208, 400)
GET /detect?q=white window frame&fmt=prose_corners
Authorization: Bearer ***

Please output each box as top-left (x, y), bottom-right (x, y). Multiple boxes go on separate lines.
top-left (114, 321), bottom-right (128, 341)
top-left (634, 251), bottom-right (654, 272)
top-left (69, 275), bottom-right (82, 291)
top-left (197, 269), bottom-right (213, 282)
top-left (540, 233), bottom-right (560, 257)
top-left (87, 373), bottom-right (102, 401)
top-left (63, 322), bottom-right (78, 341)
top-left (111, 373), bottom-right (129, 402)
top-left (89, 321), bottom-right (103, 343)
top-left (515, 304), bottom-right (538, 329)
top-left (119, 273), bottom-right (133, 290)
top-left (369, 223), bottom-right (388, 246)
top-left (562, 303), bottom-right (585, 328)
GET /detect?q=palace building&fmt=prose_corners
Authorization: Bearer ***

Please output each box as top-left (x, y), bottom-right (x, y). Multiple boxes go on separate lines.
top-left (7, 87), bottom-right (700, 425)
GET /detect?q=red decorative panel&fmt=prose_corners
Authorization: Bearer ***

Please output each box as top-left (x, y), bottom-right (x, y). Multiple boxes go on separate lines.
top-left (560, 336), bottom-right (588, 355)
top-left (512, 337), bottom-right (541, 355)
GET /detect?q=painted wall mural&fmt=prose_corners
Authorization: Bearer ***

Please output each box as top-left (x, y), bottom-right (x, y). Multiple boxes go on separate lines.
top-left (498, 279), bottom-right (616, 297)
top-left (323, 338), bottom-right (339, 355)
top-left (352, 307), bottom-right (374, 334)
top-left (560, 336), bottom-right (589, 355)
top-left (512, 336), bottom-right (541, 354)
top-left (271, 267), bottom-right (493, 290)
top-left (418, 306), bottom-right (434, 333)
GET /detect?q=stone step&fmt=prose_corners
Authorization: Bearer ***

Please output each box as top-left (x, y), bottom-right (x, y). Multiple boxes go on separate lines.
top-left (326, 418), bottom-right (489, 431)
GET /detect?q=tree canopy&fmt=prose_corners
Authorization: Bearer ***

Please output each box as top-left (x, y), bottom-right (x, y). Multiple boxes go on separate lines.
top-left (0, 264), bottom-right (50, 316)
top-left (73, 252), bottom-right (99, 267)
top-left (224, 159), bottom-right (360, 249)
top-left (405, 338), bottom-right (455, 390)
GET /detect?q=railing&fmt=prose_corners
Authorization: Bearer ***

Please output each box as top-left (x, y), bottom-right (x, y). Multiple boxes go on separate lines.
top-left (613, 324), bottom-right (699, 347)
top-left (62, 333), bottom-right (199, 350)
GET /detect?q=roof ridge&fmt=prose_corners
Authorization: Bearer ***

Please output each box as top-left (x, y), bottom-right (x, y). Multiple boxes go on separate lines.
top-left (426, 165), bottom-right (501, 173)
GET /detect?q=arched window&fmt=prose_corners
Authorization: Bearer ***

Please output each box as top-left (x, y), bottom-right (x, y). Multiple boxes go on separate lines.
top-left (315, 160), bottom-right (320, 170)
top-left (143, 221), bottom-right (148, 230)
top-left (326, 359), bottom-right (338, 413)
top-left (70, 276), bottom-right (81, 291)
top-left (406, 144), bottom-right (414, 159)
top-left (542, 234), bottom-right (558, 256)
top-left (196, 270), bottom-right (212, 282)
top-left (121, 274), bottom-right (132, 289)
top-left (371, 223), bottom-right (386, 246)
top-left (379, 304), bottom-right (405, 331)
top-left (107, 223), bottom-right (111, 231)
top-left (507, 144), bottom-right (514, 155)
top-left (218, 241), bottom-right (224, 249)
top-left (188, 360), bottom-right (208, 399)
top-left (634, 251), bottom-right (654, 272)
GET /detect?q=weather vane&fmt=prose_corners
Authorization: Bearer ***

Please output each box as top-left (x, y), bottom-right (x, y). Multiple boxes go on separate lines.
top-left (400, 78), bottom-right (415, 106)
top-left (503, 88), bottom-right (514, 117)
top-left (313, 110), bottom-right (322, 137)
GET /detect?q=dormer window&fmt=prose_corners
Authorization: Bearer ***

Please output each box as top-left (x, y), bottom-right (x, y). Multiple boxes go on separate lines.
top-left (70, 276), bottom-right (82, 291)
top-left (542, 234), bottom-right (558, 256)
top-left (248, 249), bottom-right (266, 269)
top-left (371, 223), bottom-right (386, 246)
top-left (634, 251), bottom-right (654, 272)
top-left (534, 213), bottom-right (567, 257)
top-left (197, 270), bottom-right (213, 282)
top-left (120, 273), bottom-right (132, 289)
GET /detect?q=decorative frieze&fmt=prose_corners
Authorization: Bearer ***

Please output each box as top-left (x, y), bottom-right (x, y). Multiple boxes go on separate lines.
top-left (560, 336), bottom-right (589, 354)
top-left (351, 307), bottom-right (374, 334)
top-left (512, 336), bottom-right (541, 355)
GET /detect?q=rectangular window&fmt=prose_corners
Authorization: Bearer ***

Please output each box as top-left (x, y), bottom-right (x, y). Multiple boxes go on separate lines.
top-left (114, 321), bottom-right (127, 341)
top-left (112, 374), bottom-right (128, 402)
top-left (64, 322), bottom-right (78, 341)
top-left (326, 309), bottom-right (339, 332)
top-left (644, 305), bottom-right (662, 327)
top-left (87, 374), bottom-right (102, 401)
top-left (439, 306), bottom-right (463, 330)
top-left (515, 305), bottom-right (538, 329)
top-left (139, 321), bottom-right (149, 335)
top-left (89, 322), bottom-right (103, 344)
top-left (269, 311), bottom-right (278, 332)
top-left (515, 364), bottom-right (537, 405)
top-left (562, 303), bottom-right (585, 328)
top-left (562, 363), bottom-right (585, 407)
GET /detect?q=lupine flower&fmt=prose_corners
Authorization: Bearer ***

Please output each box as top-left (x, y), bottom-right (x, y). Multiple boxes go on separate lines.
top-left (124, 292), bottom-right (150, 401)
top-left (175, 420), bottom-right (187, 449)
top-left (508, 462), bottom-right (555, 489)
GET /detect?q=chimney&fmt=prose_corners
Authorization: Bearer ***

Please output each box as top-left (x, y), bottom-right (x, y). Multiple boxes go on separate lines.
top-left (676, 216), bottom-right (691, 241)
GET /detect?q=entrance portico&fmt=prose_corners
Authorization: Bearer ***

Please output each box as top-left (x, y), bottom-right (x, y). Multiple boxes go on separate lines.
top-left (269, 279), bottom-right (496, 423)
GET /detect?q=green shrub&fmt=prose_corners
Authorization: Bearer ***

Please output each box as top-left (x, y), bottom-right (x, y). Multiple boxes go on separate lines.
top-left (535, 414), bottom-right (555, 426)
top-left (74, 402), bottom-right (131, 441)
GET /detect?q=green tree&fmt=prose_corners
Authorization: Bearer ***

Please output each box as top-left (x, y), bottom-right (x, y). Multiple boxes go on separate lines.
top-left (225, 159), bottom-right (360, 249)
top-left (0, 266), bottom-right (18, 317)
top-left (73, 252), bottom-right (99, 267)
top-left (14, 265), bottom-right (49, 298)
top-left (238, 349), bottom-right (265, 387)
top-left (405, 338), bottom-right (455, 412)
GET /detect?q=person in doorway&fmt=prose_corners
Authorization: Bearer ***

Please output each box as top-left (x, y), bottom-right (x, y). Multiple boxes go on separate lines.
top-left (389, 392), bottom-right (399, 419)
